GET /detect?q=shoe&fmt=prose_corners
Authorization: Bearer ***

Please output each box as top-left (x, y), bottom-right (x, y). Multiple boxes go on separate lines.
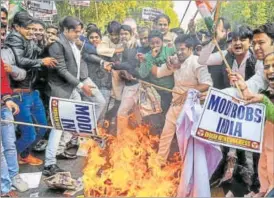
top-left (18, 155), bottom-right (43, 166)
top-left (33, 140), bottom-right (48, 152)
top-left (43, 164), bottom-right (65, 177)
top-left (1, 190), bottom-right (18, 197)
top-left (66, 137), bottom-right (79, 150)
top-left (11, 174), bottom-right (29, 192)
top-left (56, 151), bottom-right (77, 160)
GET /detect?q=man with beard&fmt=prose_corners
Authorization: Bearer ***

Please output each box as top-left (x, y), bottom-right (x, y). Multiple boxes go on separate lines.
top-left (151, 34), bottom-right (212, 162)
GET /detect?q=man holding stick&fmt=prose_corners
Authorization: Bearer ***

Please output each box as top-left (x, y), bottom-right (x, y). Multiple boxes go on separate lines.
top-left (152, 34), bottom-right (212, 162)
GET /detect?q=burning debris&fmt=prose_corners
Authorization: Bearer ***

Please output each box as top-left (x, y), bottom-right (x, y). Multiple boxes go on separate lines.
top-left (83, 125), bottom-right (181, 197)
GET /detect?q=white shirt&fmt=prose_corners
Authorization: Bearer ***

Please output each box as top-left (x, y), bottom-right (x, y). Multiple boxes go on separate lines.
top-left (157, 55), bottom-right (213, 102)
top-left (69, 42), bottom-right (81, 80)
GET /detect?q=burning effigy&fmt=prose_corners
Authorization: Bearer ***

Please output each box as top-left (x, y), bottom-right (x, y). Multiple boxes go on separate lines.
top-left (82, 126), bottom-right (181, 197)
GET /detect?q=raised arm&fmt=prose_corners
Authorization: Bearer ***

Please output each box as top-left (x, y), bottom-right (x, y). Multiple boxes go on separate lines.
top-left (198, 41), bottom-right (227, 66)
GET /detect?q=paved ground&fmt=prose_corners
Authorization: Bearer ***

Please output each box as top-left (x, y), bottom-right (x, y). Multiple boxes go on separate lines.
top-left (17, 134), bottom-right (180, 197)
top-left (18, 148), bottom-right (85, 197)
top-left (17, 134), bottom-right (230, 197)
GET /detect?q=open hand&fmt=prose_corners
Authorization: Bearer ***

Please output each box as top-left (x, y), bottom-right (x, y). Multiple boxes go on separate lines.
top-left (245, 93), bottom-right (264, 105)
top-left (5, 100), bottom-right (20, 115)
top-left (42, 57), bottom-right (57, 68)
top-left (82, 84), bottom-right (95, 97)
top-left (4, 63), bottom-right (12, 73)
top-left (151, 47), bottom-right (161, 58)
top-left (103, 62), bottom-right (113, 72)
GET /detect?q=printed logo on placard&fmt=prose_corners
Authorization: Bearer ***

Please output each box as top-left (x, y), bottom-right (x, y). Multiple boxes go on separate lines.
top-left (197, 129), bottom-right (205, 137)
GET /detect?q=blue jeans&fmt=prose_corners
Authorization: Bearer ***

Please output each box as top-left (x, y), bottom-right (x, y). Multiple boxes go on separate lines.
top-left (1, 107), bottom-right (19, 194)
top-left (13, 90), bottom-right (47, 156)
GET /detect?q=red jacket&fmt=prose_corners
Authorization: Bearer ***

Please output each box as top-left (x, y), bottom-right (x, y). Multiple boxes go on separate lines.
top-left (1, 59), bottom-right (13, 103)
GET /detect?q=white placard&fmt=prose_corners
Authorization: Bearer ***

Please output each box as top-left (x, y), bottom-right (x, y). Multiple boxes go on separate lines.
top-left (141, 7), bottom-right (163, 21)
top-left (50, 97), bottom-right (97, 135)
top-left (192, 88), bottom-right (265, 153)
top-left (29, 0), bottom-right (54, 14)
top-left (69, 0), bottom-right (90, 7)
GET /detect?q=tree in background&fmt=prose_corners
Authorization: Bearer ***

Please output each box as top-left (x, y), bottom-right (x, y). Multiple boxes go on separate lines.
top-left (55, 0), bottom-right (179, 31)
top-left (195, 0), bottom-right (273, 32)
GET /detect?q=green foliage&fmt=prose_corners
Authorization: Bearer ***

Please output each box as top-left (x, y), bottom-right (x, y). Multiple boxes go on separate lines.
top-left (55, 0), bottom-right (179, 31)
top-left (196, 0), bottom-right (274, 31)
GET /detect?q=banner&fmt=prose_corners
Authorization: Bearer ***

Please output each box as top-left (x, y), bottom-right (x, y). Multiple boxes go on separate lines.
top-left (193, 88), bottom-right (265, 153)
top-left (195, 0), bottom-right (217, 34)
top-left (28, 1), bottom-right (57, 21)
top-left (69, 0), bottom-right (90, 7)
top-left (141, 7), bottom-right (163, 21)
top-left (50, 97), bottom-right (97, 135)
top-left (28, 0), bottom-right (54, 14)
top-left (6, 0), bottom-right (26, 20)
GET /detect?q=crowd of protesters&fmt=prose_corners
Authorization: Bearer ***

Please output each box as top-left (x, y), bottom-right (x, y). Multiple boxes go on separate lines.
top-left (0, 6), bottom-right (274, 197)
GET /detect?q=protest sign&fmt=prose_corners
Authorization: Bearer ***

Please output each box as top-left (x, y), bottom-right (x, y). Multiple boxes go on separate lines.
top-left (28, 1), bottom-right (57, 20)
top-left (69, 0), bottom-right (90, 7)
top-left (50, 97), bottom-right (97, 135)
top-left (142, 7), bottom-right (163, 21)
top-left (193, 88), bottom-right (265, 153)
top-left (29, 0), bottom-right (54, 14)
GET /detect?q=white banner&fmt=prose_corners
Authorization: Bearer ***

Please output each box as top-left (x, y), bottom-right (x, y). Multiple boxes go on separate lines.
top-left (142, 7), bottom-right (163, 21)
top-left (29, 0), bottom-right (54, 14)
top-left (50, 97), bottom-right (97, 135)
top-left (192, 88), bottom-right (266, 153)
top-left (69, 0), bottom-right (90, 7)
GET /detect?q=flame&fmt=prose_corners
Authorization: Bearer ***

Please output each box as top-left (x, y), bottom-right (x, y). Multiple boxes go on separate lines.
top-left (82, 124), bottom-right (182, 197)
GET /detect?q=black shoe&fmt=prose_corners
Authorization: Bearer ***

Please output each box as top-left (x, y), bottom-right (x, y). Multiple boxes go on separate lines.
top-left (56, 151), bottom-right (77, 160)
top-left (33, 140), bottom-right (48, 152)
top-left (43, 164), bottom-right (65, 177)
top-left (66, 141), bottom-right (79, 150)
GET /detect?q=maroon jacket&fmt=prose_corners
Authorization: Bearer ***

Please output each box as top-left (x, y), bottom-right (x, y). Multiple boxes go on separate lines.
top-left (1, 59), bottom-right (13, 103)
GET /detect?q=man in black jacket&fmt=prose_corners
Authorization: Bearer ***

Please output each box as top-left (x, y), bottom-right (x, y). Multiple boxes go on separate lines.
top-left (5, 11), bottom-right (57, 166)
top-left (44, 16), bottom-right (106, 177)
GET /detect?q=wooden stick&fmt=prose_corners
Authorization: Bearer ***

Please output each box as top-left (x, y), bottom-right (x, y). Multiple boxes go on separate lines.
top-left (179, 0), bottom-right (192, 27)
top-left (0, 119), bottom-right (102, 139)
top-left (1, 119), bottom-right (55, 129)
top-left (215, 41), bottom-right (244, 99)
top-left (212, 0), bottom-right (243, 99)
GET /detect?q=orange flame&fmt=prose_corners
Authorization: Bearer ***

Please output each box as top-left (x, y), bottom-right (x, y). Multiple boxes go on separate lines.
top-left (82, 125), bottom-right (182, 197)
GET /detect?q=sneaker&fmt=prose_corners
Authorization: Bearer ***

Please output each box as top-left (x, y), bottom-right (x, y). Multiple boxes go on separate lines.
top-left (18, 155), bottom-right (43, 166)
top-left (1, 190), bottom-right (18, 197)
top-left (66, 137), bottom-right (79, 150)
top-left (11, 174), bottom-right (29, 192)
top-left (43, 164), bottom-right (65, 177)
top-left (33, 140), bottom-right (48, 152)
top-left (56, 150), bottom-right (77, 160)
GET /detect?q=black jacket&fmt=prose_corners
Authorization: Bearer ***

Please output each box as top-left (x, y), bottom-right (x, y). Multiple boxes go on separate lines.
top-left (5, 31), bottom-right (43, 89)
top-left (46, 33), bottom-right (88, 98)
top-left (112, 47), bottom-right (139, 86)
top-left (82, 50), bottom-right (112, 90)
